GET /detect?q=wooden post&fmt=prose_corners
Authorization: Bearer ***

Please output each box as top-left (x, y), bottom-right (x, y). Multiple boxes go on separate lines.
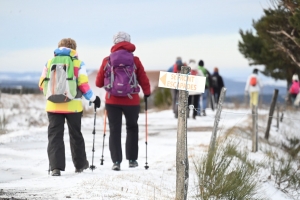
top-left (265, 89), bottom-right (279, 140)
top-left (252, 105), bottom-right (258, 152)
top-left (280, 112), bottom-right (284, 122)
top-left (276, 105), bottom-right (279, 131)
top-left (206, 87), bottom-right (226, 172)
top-left (176, 66), bottom-right (190, 200)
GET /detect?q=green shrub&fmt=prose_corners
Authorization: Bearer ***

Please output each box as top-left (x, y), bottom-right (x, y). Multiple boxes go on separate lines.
top-left (153, 87), bottom-right (172, 109)
top-left (265, 140), bottom-right (300, 199)
top-left (282, 136), bottom-right (300, 159)
top-left (194, 140), bottom-right (264, 200)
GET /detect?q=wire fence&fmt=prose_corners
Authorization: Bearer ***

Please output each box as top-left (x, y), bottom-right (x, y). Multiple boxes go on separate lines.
top-left (191, 108), bottom-right (299, 120)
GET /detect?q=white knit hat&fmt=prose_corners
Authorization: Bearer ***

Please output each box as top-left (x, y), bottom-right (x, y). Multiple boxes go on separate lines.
top-left (113, 31), bottom-right (131, 44)
top-left (189, 61), bottom-right (198, 71)
top-left (292, 74), bottom-right (299, 81)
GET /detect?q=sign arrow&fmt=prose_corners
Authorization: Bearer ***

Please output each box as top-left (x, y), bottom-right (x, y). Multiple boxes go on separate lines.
top-left (159, 73), bottom-right (167, 86)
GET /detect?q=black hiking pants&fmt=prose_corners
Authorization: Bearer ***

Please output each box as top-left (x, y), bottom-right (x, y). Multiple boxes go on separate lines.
top-left (105, 104), bottom-right (140, 163)
top-left (213, 87), bottom-right (221, 103)
top-left (188, 94), bottom-right (200, 117)
top-left (47, 112), bottom-right (87, 171)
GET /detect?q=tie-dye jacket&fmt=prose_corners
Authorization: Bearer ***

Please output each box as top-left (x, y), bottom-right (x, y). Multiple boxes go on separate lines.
top-left (38, 47), bottom-right (96, 113)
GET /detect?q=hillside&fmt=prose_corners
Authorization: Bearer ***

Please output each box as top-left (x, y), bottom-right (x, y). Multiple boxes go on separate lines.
top-left (0, 71), bottom-right (287, 103)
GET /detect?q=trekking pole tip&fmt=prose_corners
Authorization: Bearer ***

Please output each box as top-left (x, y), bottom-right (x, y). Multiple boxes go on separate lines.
top-left (144, 162), bottom-right (149, 170)
top-left (90, 165), bottom-right (96, 171)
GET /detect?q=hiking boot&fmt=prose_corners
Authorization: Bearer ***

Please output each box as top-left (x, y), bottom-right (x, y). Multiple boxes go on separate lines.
top-left (51, 169), bottom-right (61, 176)
top-left (202, 110), bottom-right (206, 116)
top-left (75, 160), bottom-right (89, 173)
top-left (129, 160), bottom-right (138, 168)
top-left (112, 162), bottom-right (121, 171)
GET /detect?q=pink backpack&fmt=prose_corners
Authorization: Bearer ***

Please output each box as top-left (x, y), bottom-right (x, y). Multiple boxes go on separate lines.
top-left (289, 81), bottom-right (300, 94)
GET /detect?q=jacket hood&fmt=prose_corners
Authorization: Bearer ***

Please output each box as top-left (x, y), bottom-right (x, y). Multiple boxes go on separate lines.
top-left (189, 62), bottom-right (198, 71)
top-left (111, 41), bottom-right (136, 53)
top-left (54, 47), bottom-right (78, 59)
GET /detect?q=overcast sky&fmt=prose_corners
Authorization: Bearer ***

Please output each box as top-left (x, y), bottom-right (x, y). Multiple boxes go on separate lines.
top-left (0, 0), bottom-right (272, 80)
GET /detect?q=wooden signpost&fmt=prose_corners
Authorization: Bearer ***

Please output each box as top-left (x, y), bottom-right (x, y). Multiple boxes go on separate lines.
top-left (159, 68), bottom-right (206, 200)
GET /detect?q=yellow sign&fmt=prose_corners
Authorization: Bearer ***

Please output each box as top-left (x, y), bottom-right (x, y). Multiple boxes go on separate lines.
top-left (158, 71), bottom-right (206, 93)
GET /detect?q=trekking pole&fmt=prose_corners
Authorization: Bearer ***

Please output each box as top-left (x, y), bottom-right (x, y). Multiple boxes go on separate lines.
top-left (144, 97), bottom-right (149, 170)
top-left (90, 103), bottom-right (97, 171)
top-left (100, 110), bottom-right (107, 165)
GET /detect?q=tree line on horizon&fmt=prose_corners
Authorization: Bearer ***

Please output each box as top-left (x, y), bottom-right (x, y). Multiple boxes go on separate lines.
top-left (239, 0), bottom-right (300, 89)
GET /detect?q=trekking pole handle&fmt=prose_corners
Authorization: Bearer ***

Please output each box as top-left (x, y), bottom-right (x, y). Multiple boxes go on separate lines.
top-left (144, 96), bottom-right (148, 111)
top-left (89, 101), bottom-right (97, 111)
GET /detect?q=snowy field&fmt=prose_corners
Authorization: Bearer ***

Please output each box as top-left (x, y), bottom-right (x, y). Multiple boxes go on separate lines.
top-left (0, 93), bottom-right (299, 200)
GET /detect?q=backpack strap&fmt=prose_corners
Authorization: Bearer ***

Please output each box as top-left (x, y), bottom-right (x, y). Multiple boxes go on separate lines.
top-left (103, 57), bottom-right (113, 99)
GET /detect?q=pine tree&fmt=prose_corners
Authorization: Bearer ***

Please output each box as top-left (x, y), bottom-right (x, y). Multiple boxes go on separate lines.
top-left (239, 1), bottom-right (300, 88)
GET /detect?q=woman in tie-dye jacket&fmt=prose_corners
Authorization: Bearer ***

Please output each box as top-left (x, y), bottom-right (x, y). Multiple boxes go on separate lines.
top-left (38, 38), bottom-right (101, 176)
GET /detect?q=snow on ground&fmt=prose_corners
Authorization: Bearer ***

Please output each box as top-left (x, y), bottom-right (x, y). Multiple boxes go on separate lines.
top-left (0, 93), bottom-right (298, 199)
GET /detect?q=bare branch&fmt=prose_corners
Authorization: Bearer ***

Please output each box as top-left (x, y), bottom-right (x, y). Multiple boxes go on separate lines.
top-left (273, 39), bottom-right (300, 67)
top-left (267, 30), bottom-right (300, 48)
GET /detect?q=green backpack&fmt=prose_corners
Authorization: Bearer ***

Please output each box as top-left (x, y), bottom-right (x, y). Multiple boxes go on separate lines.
top-left (42, 56), bottom-right (79, 103)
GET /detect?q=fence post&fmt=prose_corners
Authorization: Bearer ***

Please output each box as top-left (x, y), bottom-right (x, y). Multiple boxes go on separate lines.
top-left (265, 89), bottom-right (279, 140)
top-left (206, 87), bottom-right (226, 172)
top-left (280, 111), bottom-right (284, 122)
top-left (276, 105), bottom-right (279, 131)
top-left (175, 66), bottom-right (190, 200)
top-left (252, 105), bottom-right (258, 152)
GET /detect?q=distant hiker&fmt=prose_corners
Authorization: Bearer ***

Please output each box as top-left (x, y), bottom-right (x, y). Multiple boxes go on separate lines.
top-left (197, 60), bottom-right (212, 116)
top-left (245, 68), bottom-right (262, 107)
top-left (289, 74), bottom-right (300, 105)
top-left (211, 67), bottom-right (225, 103)
top-left (188, 59), bottom-right (203, 119)
top-left (38, 38), bottom-right (101, 176)
top-left (171, 57), bottom-right (184, 118)
top-left (95, 31), bottom-right (151, 171)
top-left (167, 57), bottom-right (179, 72)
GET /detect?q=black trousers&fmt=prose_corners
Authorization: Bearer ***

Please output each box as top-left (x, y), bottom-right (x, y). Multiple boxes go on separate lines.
top-left (47, 112), bottom-right (87, 171)
top-left (213, 88), bottom-right (221, 103)
top-left (105, 104), bottom-right (140, 163)
top-left (188, 95), bottom-right (200, 117)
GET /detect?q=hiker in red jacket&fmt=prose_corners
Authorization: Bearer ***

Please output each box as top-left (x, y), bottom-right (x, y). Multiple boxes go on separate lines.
top-left (95, 31), bottom-right (151, 171)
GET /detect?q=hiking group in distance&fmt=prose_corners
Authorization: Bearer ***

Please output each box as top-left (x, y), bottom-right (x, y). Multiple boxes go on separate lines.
top-left (168, 57), bottom-right (225, 119)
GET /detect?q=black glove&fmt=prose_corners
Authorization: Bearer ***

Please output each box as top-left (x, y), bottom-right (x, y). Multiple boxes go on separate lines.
top-left (93, 96), bottom-right (101, 110)
top-left (144, 94), bottom-right (150, 101)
